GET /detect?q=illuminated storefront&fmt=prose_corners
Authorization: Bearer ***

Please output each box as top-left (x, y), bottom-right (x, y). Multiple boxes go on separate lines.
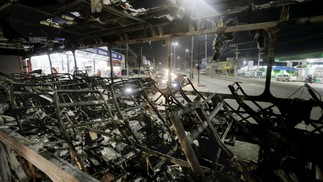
top-left (275, 52), bottom-right (323, 83)
top-left (30, 47), bottom-right (125, 77)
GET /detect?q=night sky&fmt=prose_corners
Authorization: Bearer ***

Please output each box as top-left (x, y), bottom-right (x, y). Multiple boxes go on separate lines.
top-left (3, 0), bottom-right (323, 62)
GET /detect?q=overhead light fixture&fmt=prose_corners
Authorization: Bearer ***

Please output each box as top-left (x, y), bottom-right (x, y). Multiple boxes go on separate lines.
top-left (183, 0), bottom-right (220, 19)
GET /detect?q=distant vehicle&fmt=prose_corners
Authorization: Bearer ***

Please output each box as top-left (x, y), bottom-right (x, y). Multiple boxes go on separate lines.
top-left (127, 69), bottom-right (152, 78)
top-left (276, 74), bottom-right (297, 82)
top-left (305, 74), bottom-right (313, 83)
top-left (200, 69), bottom-right (206, 74)
top-left (174, 73), bottom-right (188, 86)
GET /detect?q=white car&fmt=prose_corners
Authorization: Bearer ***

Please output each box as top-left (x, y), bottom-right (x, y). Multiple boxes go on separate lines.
top-left (276, 74), bottom-right (297, 82)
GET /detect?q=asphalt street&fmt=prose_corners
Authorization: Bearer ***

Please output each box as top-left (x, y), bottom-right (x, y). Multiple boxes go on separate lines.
top-left (189, 73), bottom-right (323, 100)
top-left (185, 74), bottom-right (323, 161)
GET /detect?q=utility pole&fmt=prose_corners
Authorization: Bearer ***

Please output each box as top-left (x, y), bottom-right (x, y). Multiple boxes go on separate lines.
top-left (235, 45), bottom-right (239, 61)
top-left (257, 49), bottom-right (261, 72)
top-left (167, 38), bottom-right (172, 83)
top-left (191, 36), bottom-right (194, 79)
top-left (185, 49), bottom-right (189, 71)
top-left (205, 34), bottom-right (207, 66)
top-left (172, 42), bottom-right (178, 70)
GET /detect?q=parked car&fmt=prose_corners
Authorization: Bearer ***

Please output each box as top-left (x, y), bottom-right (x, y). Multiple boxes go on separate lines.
top-left (200, 69), bottom-right (206, 74)
top-left (276, 74), bottom-right (297, 82)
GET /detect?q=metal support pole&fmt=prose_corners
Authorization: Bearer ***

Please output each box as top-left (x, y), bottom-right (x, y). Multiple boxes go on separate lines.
top-left (264, 29), bottom-right (279, 97)
top-left (204, 34), bottom-right (207, 66)
top-left (93, 58), bottom-right (96, 75)
top-left (66, 54), bottom-right (70, 73)
top-left (173, 44), bottom-right (176, 70)
top-left (185, 51), bottom-right (187, 71)
top-left (198, 38), bottom-right (213, 84)
top-left (197, 40), bottom-right (203, 85)
top-left (140, 46), bottom-right (142, 77)
top-left (170, 114), bottom-right (207, 182)
top-left (235, 46), bottom-right (239, 61)
top-left (191, 36), bottom-right (194, 79)
top-left (171, 41), bottom-right (178, 71)
top-left (47, 52), bottom-right (53, 74)
top-left (167, 38), bottom-right (172, 82)
top-left (126, 43), bottom-right (129, 77)
top-left (72, 49), bottom-right (78, 71)
top-left (257, 49), bottom-right (261, 72)
top-left (108, 46), bottom-right (114, 82)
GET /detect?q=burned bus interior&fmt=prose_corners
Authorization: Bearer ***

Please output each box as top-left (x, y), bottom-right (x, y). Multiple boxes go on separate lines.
top-left (0, 0), bottom-right (323, 182)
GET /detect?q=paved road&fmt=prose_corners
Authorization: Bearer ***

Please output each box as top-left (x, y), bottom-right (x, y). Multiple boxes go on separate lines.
top-left (189, 73), bottom-right (323, 100)
top-left (178, 73), bottom-right (323, 160)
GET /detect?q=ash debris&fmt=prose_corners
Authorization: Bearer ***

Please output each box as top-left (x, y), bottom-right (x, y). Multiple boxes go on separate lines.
top-left (0, 71), bottom-right (322, 182)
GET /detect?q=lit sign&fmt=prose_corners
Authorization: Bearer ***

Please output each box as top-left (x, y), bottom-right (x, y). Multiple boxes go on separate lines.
top-left (81, 48), bottom-right (123, 60)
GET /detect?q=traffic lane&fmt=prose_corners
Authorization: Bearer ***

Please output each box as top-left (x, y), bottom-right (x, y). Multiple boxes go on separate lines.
top-left (199, 75), bottom-right (323, 123)
top-left (190, 74), bottom-right (266, 95)
top-left (270, 79), bottom-right (323, 100)
top-left (186, 74), bottom-right (323, 123)
top-left (193, 74), bottom-right (323, 101)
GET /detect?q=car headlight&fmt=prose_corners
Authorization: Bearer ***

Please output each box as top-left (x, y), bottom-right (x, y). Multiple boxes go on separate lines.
top-left (171, 82), bottom-right (178, 88)
top-left (124, 87), bottom-right (133, 94)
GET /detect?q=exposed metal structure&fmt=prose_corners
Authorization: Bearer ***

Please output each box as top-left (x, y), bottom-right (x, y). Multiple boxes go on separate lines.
top-left (1, 71), bottom-right (323, 181)
top-left (1, 0), bottom-right (323, 182)
top-left (0, 0), bottom-right (321, 56)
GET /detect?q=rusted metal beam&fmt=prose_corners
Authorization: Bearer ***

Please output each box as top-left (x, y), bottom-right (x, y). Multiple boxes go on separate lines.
top-left (170, 114), bottom-right (207, 182)
top-left (0, 127), bottom-right (99, 182)
top-left (1, 142), bottom-right (28, 182)
top-left (102, 14), bottom-right (323, 46)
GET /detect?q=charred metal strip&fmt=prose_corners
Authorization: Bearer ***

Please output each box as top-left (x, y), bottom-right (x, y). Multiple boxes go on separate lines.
top-left (100, 3), bottom-right (145, 22)
top-left (108, 81), bottom-right (142, 143)
top-left (13, 91), bottom-right (53, 95)
top-left (202, 101), bottom-right (223, 121)
top-left (223, 100), bottom-right (254, 124)
top-left (173, 92), bottom-right (259, 181)
top-left (55, 88), bottom-right (141, 166)
top-left (194, 100), bottom-right (230, 167)
top-left (0, 127), bottom-right (99, 182)
top-left (110, 78), bottom-right (169, 124)
top-left (58, 82), bottom-right (90, 89)
top-left (188, 121), bottom-right (208, 143)
top-left (228, 83), bottom-right (266, 125)
top-left (134, 143), bottom-right (200, 169)
top-left (105, 14), bottom-right (323, 46)
top-left (309, 124), bottom-right (323, 134)
top-left (0, 142), bottom-right (13, 182)
top-left (175, 78), bottom-right (195, 103)
top-left (136, 80), bottom-right (170, 125)
top-left (58, 100), bottom-right (105, 107)
top-left (220, 118), bottom-right (234, 142)
top-left (167, 83), bottom-right (186, 107)
top-left (186, 78), bottom-right (206, 100)
top-left (170, 113), bottom-right (207, 182)
top-left (12, 83), bottom-right (53, 86)
top-left (9, 82), bottom-right (56, 132)
top-left (54, 91), bottom-right (90, 171)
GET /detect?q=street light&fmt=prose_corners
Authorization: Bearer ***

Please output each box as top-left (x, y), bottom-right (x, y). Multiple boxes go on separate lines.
top-left (172, 42), bottom-right (178, 70)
